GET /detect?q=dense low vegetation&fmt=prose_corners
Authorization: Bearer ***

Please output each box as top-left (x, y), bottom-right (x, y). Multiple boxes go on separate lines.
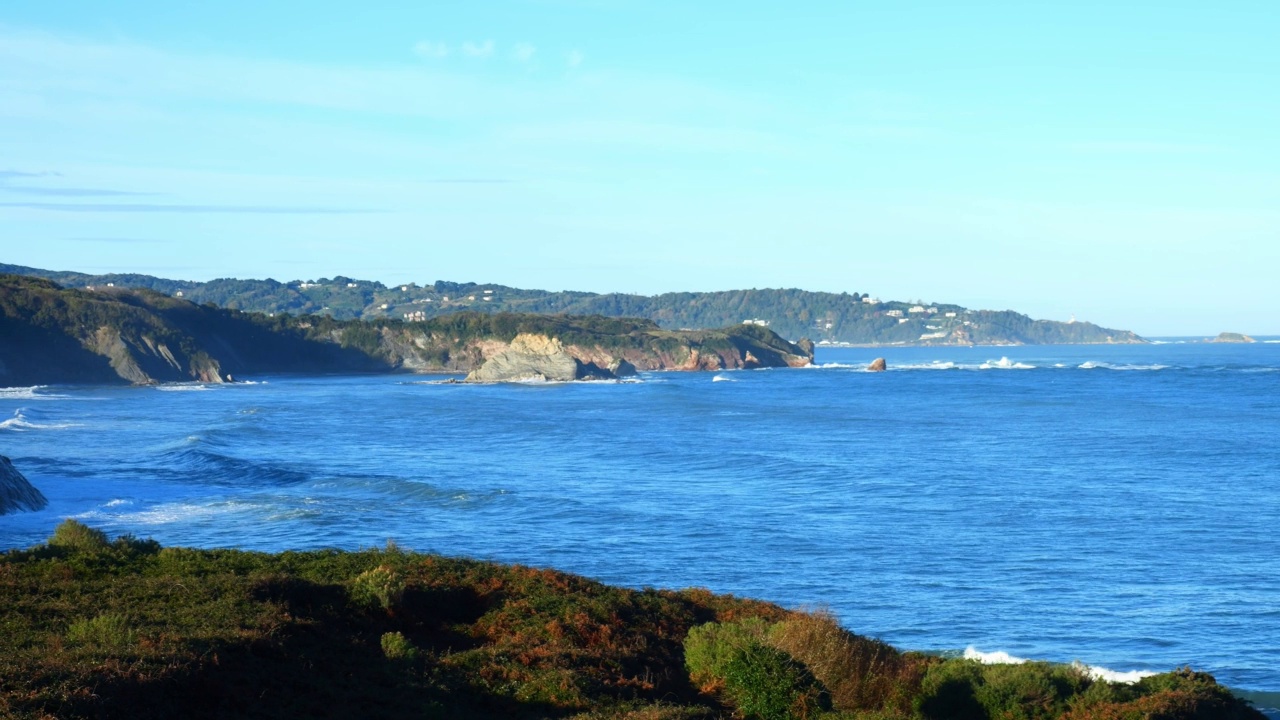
top-left (0, 521), bottom-right (1261, 720)
top-left (0, 263), bottom-right (1143, 345)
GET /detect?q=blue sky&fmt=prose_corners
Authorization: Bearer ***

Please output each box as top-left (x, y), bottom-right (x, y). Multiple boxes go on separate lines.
top-left (2, 1), bottom-right (1278, 335)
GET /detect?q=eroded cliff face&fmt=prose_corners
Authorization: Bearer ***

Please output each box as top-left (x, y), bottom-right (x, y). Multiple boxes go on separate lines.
top-left (459, 329), bottom-right (814, 382)
top-left (463, 334), bottom-right (613, 382)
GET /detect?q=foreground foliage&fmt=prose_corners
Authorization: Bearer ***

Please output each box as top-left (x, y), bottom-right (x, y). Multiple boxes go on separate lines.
top-left (0, 521), bottom-right (1262, 720)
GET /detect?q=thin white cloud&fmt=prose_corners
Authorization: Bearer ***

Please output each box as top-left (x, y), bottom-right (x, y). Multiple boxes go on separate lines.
top-left (566, 49), bottom-right (585, 68)
top-left (513, 43), bottom-right (536, 63)
top-left (412, 41), bottom-right (449, 59)
top-left (462, 40), bottom-right (495, 59)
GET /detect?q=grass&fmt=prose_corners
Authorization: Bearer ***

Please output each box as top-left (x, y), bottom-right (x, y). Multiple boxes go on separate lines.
top-left (0, 520), bottom-right (1266, 720)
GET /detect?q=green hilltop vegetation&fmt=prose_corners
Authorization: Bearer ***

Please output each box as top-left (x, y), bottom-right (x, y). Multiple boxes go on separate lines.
top-left (0, 264), bottom-right (1144, 346)
top-left (0, 274), bottom-right (810, 387)
top-left (0, 520), bottom-right (1263, 720)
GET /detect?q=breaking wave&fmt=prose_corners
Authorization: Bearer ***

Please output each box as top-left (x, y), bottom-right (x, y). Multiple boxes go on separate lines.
top-left (0, 409), bottom-right (79, 431)
top-left (963, 646), bottom-right (1155, 684)
top-left (981, 357), bottom-right (1036, 370)
top-left (1079, 362), bottom-right (1169, 371)
top-left (712, 375), bottom-right (737, 382)
top-left (155, 383), bottom-right (215, 392)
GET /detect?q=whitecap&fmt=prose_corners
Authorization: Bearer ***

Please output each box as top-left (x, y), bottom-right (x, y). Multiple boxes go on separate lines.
top-left (980, 357), bottom-right (1035, 370)
top-left (803, 362), bottom-right (860, 369)
top-left (964, 646), bottom-right (1029, 664)
top-left (712, 375), bottom-right (736, 382)
top-left (154, 383), bottom-right (214, 392)
top-left (0, 409), bottom-right (79, 431)
top-left (894, 361), bottom-right (959, 371)
top-left (1078, 362), bottom-right (1168, 371)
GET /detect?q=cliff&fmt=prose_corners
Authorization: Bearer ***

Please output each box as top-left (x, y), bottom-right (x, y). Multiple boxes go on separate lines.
top-left (0, 275), bottom-right (812, 387)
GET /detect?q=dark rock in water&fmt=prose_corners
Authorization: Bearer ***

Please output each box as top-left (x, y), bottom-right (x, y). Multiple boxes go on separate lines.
top-left (607, 359), bottom-right (638, 377)
top-left (464, 334), bottom-right (619, 383)
top-left (0, 455), bottom-right (47, 515)
top-left (1211, 332), bottom-right (1255, 344)
top-left (868, 358), bottom-right (887, 372)
top-left (796, 337), bottom-right (816, 360)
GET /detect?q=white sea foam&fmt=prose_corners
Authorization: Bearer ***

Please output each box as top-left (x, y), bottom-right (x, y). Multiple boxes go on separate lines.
top-left (805, 362), bottom-right (860, 369)
top-left (154, 383), bottom-right (213, 392)
top-left (103, 498), bottom-right (134, 507)
top-left (963, 647), bottom-right (1155, 684)
top-left (78, 500), bottom-right (259, 525)
top-left (981, 357), bottom-right (1035, 370)
top-left (1079, 362), bottom-right (1169, 371)
top-left (712, 374), bottom-right (736, 382)
top-left (0, 409), bottom-right (79, 431)
top-left (0, 385), bottom-right (76, 400)
top-left (894, 361), bottom-right (959, 371)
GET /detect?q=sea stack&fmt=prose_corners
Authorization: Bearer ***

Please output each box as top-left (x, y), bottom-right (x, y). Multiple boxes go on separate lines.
top-left (0, 455), bottom-right (48, 515)
top-left (868, 358), bottom-right (887, 372)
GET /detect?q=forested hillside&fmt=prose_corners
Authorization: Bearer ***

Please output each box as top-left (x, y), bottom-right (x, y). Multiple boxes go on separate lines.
top-left (0, 264), bottom-right (1144, 345)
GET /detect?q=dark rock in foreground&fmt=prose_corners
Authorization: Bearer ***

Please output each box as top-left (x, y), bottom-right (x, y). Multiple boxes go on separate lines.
top-left (0, 455), bottom-right (47, 515)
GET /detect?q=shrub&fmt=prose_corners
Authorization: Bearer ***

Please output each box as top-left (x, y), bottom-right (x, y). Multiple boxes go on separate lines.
top-left (350, 564), bottom-right (406, 610)
top-left (48, 519), bottom-right (110, 552)
top-left (916, 660), bottom-right (987, 720)
top-left (66, 613), bottom-right (134, 649)
top-left (685, 619), bottom-right (829, 719)
top-left (767, 610), bottom-right (922, 714)
top-left (720, 642), bottom-right (829, 720)
top-left (684, 617), bottom-right (773, 689)
top-left (380, 631), bottom-right (418, 660)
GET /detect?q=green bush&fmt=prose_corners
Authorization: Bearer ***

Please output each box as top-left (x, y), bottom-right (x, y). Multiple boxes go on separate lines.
top-left (66, 613), bottom-right (134, 649)
top-left (380, 631), bottom-right (418, 660)
top-left (48, 519), bottom-right (110, 551)
top-left (917, 659), bottom-right (1094, 720)
top-left (721, 642), bottom-right (829, 720)
top-left (684, 617), bottom-right (773, 687)
top-left (685, 619), bottom-right (829, 719)
top-left (350, 564), bottom-right (406, 610)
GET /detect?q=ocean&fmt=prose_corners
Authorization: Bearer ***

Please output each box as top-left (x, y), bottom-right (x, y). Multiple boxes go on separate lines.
top-left (3, 341), bottom-right (1278, 710)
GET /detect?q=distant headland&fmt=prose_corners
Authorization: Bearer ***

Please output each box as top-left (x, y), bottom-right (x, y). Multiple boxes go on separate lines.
top-left (0, 263), bottom-right (1144, 347)
top-left (0, 274), bottom-right (811, 387)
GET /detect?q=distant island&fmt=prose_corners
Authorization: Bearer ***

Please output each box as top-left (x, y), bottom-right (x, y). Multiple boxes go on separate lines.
top-left (0, 263), bottom-right (1144, 347)
top-left (0, 274), bottom-right (811, 387)
top-left (1211, 332), bottom-right (1256, 344)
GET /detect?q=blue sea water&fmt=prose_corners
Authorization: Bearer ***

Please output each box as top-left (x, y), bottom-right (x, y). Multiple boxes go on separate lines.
top-left (3, 342), bottom-right (1279, 707)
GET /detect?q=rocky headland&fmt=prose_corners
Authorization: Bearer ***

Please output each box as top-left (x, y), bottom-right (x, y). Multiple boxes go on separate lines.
top-left (0, 275), bottom-right (812, 387)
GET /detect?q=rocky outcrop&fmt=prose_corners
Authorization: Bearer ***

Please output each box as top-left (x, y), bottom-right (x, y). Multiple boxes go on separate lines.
top-left (464, 334), bottom-right (617, 383)
top-left (0, 455), bottom-right (47, 515)
top-left (1211, 332), bottom-right (1255, 344)
top-left (867, 358), bottom-right (887, 372)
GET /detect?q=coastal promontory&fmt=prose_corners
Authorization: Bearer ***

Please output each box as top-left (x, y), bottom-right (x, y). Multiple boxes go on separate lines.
top-left (0, 275), bottom-right (813, 386)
